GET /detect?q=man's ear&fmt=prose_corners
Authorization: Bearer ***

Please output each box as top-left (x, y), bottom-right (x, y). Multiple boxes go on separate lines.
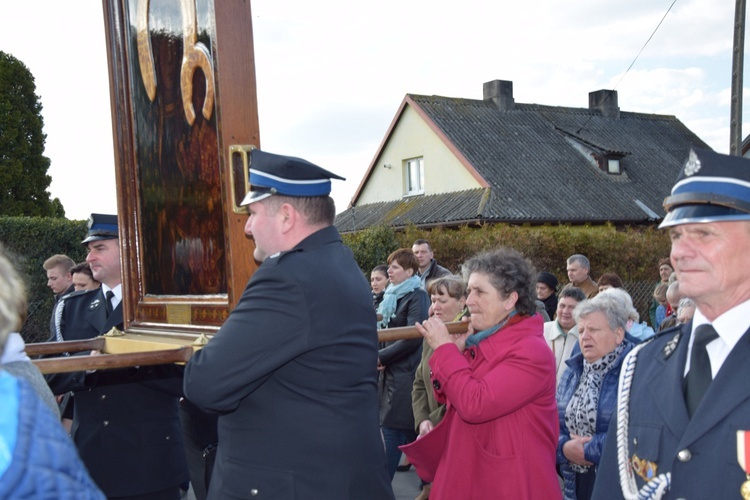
top-left (279, 203), bottom-right (296, 233)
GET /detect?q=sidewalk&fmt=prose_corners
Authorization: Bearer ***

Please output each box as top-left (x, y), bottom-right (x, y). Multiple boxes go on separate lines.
top-left (392, 466), bottom-right (421, 499)
top-left (185, 466), bottom-right (422, 499)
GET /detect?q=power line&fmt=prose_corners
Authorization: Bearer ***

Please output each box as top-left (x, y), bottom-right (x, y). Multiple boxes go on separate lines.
top-left (576, 0), bottom-right (679, 134)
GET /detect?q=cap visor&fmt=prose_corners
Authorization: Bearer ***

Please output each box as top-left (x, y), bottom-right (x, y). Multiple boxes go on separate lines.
top-left (81, 235), bottom-right (118, 245)
top-left (658, 204), bottom-right (750, 228)
top-left (240, 191), bottom-right (273, 206)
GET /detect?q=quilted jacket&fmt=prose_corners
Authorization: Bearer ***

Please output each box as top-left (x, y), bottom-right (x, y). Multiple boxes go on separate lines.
top-left (556, 340), bottom-right (634, 500)
top-left (0, 370), bottom-right (104, 499)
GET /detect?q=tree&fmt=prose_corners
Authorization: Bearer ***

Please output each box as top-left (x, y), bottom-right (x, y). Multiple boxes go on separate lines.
top-left (0, 51), bottom-right (65, 217)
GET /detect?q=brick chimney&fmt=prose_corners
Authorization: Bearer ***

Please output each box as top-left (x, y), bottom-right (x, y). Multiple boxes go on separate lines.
top-left (589, 89), bottom-right (619, 119)
top-left (483, 80), bottom-right (514, 111)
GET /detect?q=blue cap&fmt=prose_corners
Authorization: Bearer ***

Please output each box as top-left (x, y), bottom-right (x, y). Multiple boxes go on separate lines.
top-left (81, 213), bottom-right (118, 245)
top-left (240, 149), bottom-right (345, 206)
top-left (659, 148), bottom-right (750, 228)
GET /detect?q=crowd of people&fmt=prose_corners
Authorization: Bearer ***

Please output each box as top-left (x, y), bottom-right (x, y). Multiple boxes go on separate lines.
top-left (2, 146), bottom-right (750, 499)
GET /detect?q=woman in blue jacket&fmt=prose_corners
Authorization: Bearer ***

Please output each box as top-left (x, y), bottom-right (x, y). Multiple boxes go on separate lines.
top-left (0, 249), bottom-right (103, 499)
top-left (556, 292), bottom-right (634, 500)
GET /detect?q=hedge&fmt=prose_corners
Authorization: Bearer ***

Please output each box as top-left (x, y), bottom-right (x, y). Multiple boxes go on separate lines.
top-left (343, 222), bottom-right (671, 283)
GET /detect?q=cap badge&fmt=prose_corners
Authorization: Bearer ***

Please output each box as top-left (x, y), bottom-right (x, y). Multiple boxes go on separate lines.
top-left (683, 149), bottom-right (701, 177)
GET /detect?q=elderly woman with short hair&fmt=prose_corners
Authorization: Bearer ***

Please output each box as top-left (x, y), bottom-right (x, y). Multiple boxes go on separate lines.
top-left (556, 293), bottom-right (635, 500)
top-left (407, 248), bottom-right (560, 499)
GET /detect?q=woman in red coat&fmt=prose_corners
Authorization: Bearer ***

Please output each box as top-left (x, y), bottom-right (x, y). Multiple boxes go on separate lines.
top-left (408, 248), bottom-right (561, 499)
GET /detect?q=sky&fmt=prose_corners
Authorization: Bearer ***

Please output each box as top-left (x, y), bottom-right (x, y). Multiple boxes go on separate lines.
top-left (0, 0), bottom-right (748, 220)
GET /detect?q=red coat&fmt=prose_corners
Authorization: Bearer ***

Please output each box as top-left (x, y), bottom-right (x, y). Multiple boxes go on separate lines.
top-left (423, 314), bottom-right (560, 499)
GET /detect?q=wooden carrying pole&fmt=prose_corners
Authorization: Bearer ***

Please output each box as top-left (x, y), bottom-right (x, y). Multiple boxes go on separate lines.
top-left (30, 322), bottom-right (470, 374)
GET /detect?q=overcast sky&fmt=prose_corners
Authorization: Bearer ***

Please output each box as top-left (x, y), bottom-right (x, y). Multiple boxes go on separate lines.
top-left (0, 0), bottom-right (747, 220)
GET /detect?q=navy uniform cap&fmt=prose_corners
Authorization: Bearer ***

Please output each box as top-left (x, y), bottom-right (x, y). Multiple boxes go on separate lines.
top-left (659, 147), bottom-right (750, 228)
top-left (240, 149), bottom-right (345, 206)
top-left (81, 213), bottom-right (119, 245)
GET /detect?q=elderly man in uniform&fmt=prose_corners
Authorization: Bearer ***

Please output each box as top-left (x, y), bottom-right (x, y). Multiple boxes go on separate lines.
top-left (592, 148), bottom-right (750, 500)
top-left (46, 214), bottom-right (188, 499)
top-left (183, 150), bottom-right (394, 499)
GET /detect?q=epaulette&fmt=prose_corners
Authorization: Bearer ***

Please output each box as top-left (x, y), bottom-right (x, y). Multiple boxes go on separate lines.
top-left (652, 323), bottom-right (686, 360)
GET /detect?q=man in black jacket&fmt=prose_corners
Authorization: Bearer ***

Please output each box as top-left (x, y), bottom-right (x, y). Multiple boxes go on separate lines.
top-left (46, 214), bottom-right (188, 499)
top-left (412, 239), bottom-right (451, 290)
top-left (184, 150), bottom-right (394, 499)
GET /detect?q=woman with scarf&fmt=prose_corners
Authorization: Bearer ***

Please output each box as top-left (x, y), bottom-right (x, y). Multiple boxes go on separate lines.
top-left (376, 248), bottom-right (430, 479)
top-left (556, 293), bottom-right (634, 500)
top-left (407, 248), bottom-right (560, 499)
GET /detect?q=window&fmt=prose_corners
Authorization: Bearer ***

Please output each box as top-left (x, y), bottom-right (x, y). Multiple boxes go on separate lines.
top-left (404, 157), bottom-right (424, 195)
top-left (607, 158), bottom-right (621, 174)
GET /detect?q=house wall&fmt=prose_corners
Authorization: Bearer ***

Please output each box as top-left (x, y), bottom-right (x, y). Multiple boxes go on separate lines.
top-left (357, 105), bottom-right (481, 205)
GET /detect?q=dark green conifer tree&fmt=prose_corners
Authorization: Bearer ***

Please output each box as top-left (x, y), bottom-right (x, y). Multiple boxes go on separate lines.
top-left (0, 51), bottom-right (64, 217)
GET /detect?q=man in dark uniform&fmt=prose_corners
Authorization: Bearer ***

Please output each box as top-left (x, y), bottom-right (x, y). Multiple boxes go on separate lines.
top-left (593, 148), bottom-right (750, 500)
top-left (184, 150), bottom-right (394, 499)
top-left (46, 214), bottom-right (188, 500)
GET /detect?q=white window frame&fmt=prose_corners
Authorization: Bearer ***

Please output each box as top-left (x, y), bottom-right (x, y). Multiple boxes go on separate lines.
top-left (404, 157), bottom-right (425, 196)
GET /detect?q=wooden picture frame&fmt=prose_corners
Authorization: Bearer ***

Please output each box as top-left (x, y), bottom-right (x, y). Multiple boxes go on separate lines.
top-left (102, 0), bottom-right (260, 338)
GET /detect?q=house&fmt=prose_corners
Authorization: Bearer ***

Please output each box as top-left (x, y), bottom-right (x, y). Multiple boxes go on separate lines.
top-left (334, 80), bottom-right (710, 232)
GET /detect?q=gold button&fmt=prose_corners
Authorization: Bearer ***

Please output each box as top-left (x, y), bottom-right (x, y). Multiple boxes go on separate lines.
top-left (677, 449), bottom-right (691, 462)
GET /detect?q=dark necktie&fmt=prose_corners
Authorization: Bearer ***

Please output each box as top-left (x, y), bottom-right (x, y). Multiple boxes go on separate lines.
top-left (105, 290), bottom-right (115, 316)
top-left (684, 324), bottom-right (719, 417)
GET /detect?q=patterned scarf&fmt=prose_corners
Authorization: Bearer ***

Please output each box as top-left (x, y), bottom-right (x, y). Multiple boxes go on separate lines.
top-left (565, 342), bottom-right (626, 473)
top-left (376, 275), bottom-right (422, 328)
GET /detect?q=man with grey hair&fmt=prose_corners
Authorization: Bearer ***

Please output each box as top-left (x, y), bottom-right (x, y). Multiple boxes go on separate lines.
top-left (565, 254), bottom-right (598, 298)
top-left (593, 148), bottom-right (750, 499)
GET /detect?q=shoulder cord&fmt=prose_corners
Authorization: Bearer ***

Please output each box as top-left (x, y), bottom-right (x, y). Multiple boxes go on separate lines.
top-left (54, 299), bottom-right (69, 356)
top-left (616, 344), bottom-right (670, 500)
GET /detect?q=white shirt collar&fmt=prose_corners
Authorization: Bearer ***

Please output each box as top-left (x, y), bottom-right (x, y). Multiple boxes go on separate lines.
top-left (102, 284), bottom-right (123, 308)
top-left (692, 298), bottom-right (750, 352)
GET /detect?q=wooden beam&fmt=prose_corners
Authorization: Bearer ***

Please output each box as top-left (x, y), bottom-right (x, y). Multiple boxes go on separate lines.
top-left (25, 338), bottom-right (106, 357)
top-left (26, 322), bottom-right (469, 374)
top-left (33, 346), bottom-right (194, 374)
top-left (377, 321), bottom-right (468, 343)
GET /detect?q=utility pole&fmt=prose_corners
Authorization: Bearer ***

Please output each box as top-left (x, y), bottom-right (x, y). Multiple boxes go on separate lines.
top-left (730, 0), bottom-right (746, 155)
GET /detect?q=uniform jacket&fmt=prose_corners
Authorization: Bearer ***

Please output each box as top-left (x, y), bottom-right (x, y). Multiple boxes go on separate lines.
top-left (556, 340), bottom-right (634, 500)
top-left (49, 284), bottom-right (76, 339)
top-left (183, 226), bottom-right (394, 500)
top-left (592, 322), bottom-right (750, 499)
top-left (418, 314), bottom-right (561, 499)
top-left (44, 287), bottom-right (188, 497)
top-left (379, 288), bottom-right (429, 429)
top-left (0, 370), bottom-right (104, 500)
